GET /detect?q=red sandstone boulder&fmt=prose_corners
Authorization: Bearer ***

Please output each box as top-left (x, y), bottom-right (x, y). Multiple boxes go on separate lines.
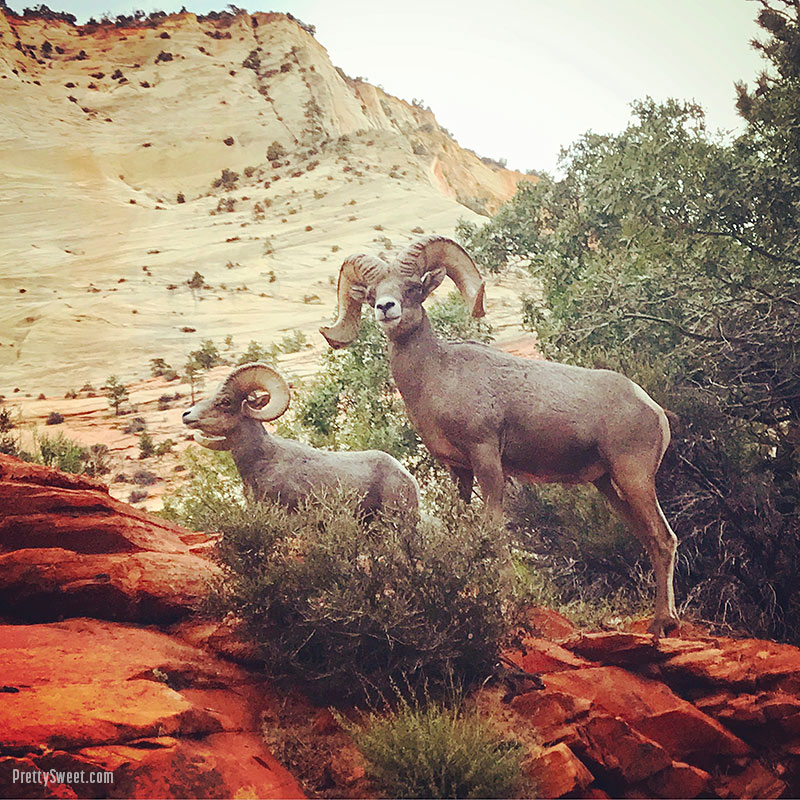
top-left (504, 636), bottom-right (592, 674)
top-left (0, 619), bottom-right (303, 799)
top-left (0, 455), bottom-right (218, 624)
top-left (646, 760), bottom-right (711, 799)
top-left (526, 742), bottom-right (594, 798)
top-left (540, 665), bottom-right (749, 762)
top-left (0, 454), bottom-right (195, 555)
top-left (0, 548), bottom-right (219, 623)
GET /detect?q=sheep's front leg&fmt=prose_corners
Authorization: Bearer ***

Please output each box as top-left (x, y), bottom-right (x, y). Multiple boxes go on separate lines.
top-left (449, 466), bottom-right (474, 502)
top-left (468, 442), bottom-right (505, 522)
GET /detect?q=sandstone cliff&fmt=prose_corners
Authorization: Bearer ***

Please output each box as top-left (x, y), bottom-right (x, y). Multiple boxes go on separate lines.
top-left (0, 7), bottom-right (532, 393)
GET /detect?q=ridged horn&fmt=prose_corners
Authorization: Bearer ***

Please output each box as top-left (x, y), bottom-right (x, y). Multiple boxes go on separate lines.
top-left (223, 362), bottom-right (290, 421)
top-left (395, 235), bottom-right (486, 318)
top-left (320, 254), bottom-right (389, 348)
top-left (194, 432), bottom-right (230, 450)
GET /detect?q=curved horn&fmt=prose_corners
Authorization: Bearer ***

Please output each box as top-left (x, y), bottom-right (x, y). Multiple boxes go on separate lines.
top-left (194, 432), bottom-right (230, 451)
top-left (395, 235), bottom-right (486, 318)
top-left (224, 363), bottom-right (290, 421)
top-left (320, 254), bottom-right (388, 348)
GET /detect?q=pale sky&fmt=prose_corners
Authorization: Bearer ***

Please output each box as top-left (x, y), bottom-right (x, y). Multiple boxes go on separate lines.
top-left (19, 0), bottom-right (767, 173)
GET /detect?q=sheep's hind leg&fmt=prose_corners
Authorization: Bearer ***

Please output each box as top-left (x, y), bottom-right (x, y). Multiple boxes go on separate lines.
top-left (449, 466), bottom-right (474, 502)
top-left (594, 472), bottom-right (679, 638)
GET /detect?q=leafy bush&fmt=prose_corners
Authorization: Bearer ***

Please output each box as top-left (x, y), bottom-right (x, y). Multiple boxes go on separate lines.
top-left (83, 444), bottom-right (110, 477)
top-left (342, 696), bottom-right (525, 799)
top-left (34, 432), bottom-right (88, 474)
top-left (124, 416), bottom-right (147, 434)
top-left (154, 438), bottom-right (175, 456)
top-left (236, 340), bottom-right (276, 366)
top-left (161, 448), bottom-right (244, 527)
top-left (133, 469), bottom-right (159, 486)
top-left (138, 431), bottom-right (155, 459)
top-left (190, 339), bottom-right (221, 370)
top-left (277, 329), bottom-right (306, 353)
top-left (183, 484), bottom-right (515, 702)
top-left (129, 489), bottom-right (148, 503)
top-left (45, 411), bottom-right (64, 425)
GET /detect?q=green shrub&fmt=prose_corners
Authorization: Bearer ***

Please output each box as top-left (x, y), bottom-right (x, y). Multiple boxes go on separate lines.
top-left (45, 411), bottom-right (64, 425)
top-left (277, 329), bottom-right (307, 353)
top-left (160, 448), bottom-right (244, 527)
top-left (237, 340), bottom-right (276, 366)
top-left (343, 696), bottom-right (525, 799)
top-left (34, 432), bottom-right (88, 474)
top-left (190, 339), bottom-right (221, 370)
top-left (188, 485), bottom-right (515, 702)
top-left (154, 438), bottom-right (175, 456)
top-left (150, 357), bottom-right (172, 377)
top-left (138, 431), bottom-right (155, 459)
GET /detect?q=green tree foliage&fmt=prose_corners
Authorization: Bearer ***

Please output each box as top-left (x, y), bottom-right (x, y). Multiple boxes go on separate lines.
top-left (183, 357), bottom-right (205, 404)
top-left (138, 431), bottom-right (155, 459)
top-left (190, 339), bottom-right (221, 370)
top-left (458, 4), bottom-right (800, 641)
top-left (150, 357), bottom-right (172, 377)
top-left (103, 375), bottom-right (129, 416)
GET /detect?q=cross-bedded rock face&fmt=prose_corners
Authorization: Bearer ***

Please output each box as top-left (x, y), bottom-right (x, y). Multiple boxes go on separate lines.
top-left (0, 453), bottom-right (219, 623)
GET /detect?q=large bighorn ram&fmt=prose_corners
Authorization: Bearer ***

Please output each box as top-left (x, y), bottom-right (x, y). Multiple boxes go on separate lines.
top-left (320, 236), bottom-right (680, 636)
top-left (182, 363), bottom-right (420, 516)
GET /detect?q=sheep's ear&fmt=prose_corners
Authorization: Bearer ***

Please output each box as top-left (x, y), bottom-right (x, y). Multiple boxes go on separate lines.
top-left (348, 284), bottom-right (368, 302)
top-left (420, 267), bottom-right (445, 299)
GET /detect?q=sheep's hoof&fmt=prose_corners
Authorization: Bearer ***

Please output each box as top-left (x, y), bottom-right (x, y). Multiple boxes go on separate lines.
top-left (648, 615), bottom-right (681, 640)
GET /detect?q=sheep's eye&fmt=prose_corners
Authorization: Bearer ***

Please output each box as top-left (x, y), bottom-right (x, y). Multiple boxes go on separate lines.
top-left (218, 398), bottom-right (232, 408)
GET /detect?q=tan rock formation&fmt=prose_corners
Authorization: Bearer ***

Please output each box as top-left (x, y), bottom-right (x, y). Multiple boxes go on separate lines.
top-left (0, 7), bottom-right (533, 393)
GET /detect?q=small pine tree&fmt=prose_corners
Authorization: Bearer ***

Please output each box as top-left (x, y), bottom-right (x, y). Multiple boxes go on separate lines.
top-left (184, 357), bottom-right (204, 403)
top-left (103, 375), bottom-right (129, 416)
top-left (150, 357), bottom-right (171, 377)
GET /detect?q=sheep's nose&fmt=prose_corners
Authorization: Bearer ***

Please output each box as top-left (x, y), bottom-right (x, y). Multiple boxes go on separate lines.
top-left (182, 410), bottom-right (190, 418)
top-left (376, 299), bottom-right (395, 313)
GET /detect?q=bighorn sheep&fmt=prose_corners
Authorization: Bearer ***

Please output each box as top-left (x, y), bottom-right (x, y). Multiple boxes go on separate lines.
top-left (320, 236), bottom-right (680, 636)
top-left (182, 363), bottom-right (420, 516)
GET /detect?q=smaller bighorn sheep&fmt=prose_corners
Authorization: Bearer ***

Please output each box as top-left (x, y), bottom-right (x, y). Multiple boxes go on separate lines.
top-left (182, 363), bottom-right (420, 516)
top-left (321, 236), bottom-right (680, 636)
